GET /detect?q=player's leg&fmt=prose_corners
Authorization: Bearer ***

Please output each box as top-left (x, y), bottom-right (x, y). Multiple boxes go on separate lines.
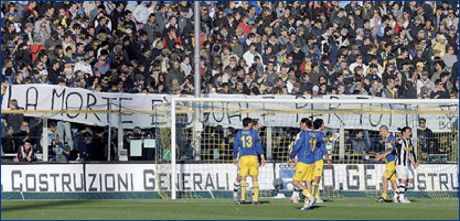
top-left (403, 166), bottom-right (416, 203)
top-left (405, 178), bottom-right (414, 203)
top-left (407, 165), bottom-right (415, 190)
top-left (239, 157), bottom-right (249, 203)
top-left (301, 164), bottom-right (316, 210)
top-left (396, 165), bottom-right (405, 202)
top-left (390, 171), bottom-right (398, 203)
top-left (380, 176), bottom-right (389, 201)
top-left (380, 162), bottom-right (395, 202)
top-left (390, 180), bottom-right (398, 203)
top-left (398, 178), bottom-right (408, 203)
top-left (313, 177), bottom-right (322, 202)
top-left (303, 171), bottom-right (313, 200)
top-left (240, 176), bottom-right (247, 203)
top-left (233, 175), bottom-right (242, 204)
top-left (248, 157), bottom-right (259, 204)
top-left (292, 162), bottom-right (314, 210)
top-left (290, 186), bottom-right (301, 203)
top-left (290, 162), bottom-right (300, 203)
top-left (312, 160), bottom-right (324, 202)
top-left (233, 162), bottom-right (242, 201)
top-left (251, 175), bottom-right (259, 204)
top-left (305, 180), bottom-right (313, 197)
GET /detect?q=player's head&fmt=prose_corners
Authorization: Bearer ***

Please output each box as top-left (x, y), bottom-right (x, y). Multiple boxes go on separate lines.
top-left (242, 117), bottom-right (253, 128)
top-left (252, 119), bottom-right (260, 130)
top-left (300, 118), bottom-right (312, 130)
top-left (400, 126), bottom-right (412, 139)
top-left (379, 125), bottom-right (389, 137)
top-left (313, 118), bottom-right (324, 130)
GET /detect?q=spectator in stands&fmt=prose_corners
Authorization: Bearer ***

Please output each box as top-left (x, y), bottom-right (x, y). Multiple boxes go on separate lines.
top-left (417, 118), bottom-right (435, 161)
top-left (60, 145), bottom-right (77, 162)
top-left (48, 121), bottom-right (62, 161)
top-left (73, 125), bottom-right (89, 161)
top-left (1, 1), bottom-right (457, 97)
top-left (417, 72), bottom-right (435, 99)
top-left (57, 121), bottom-right (73, 149)
top-left (1, 119), bottom-right (15, 154)
top-left (11, 121), bottom-right (30, 153)
top-left (430, 79), bottom-right (450, 99)
top-left (351, 130), bottom-right (370, 155)
top-left (14, 139), bottom-right (34, 162)
top-left (383, 78), bottom-right (398, 99)
top-left (4, 99), bottom-right (24, 134)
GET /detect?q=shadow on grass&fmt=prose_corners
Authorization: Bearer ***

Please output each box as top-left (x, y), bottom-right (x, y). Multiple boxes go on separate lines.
top-left (259, 200), bottom-right (270, 205)
top-left (296, 205), bottom-right (321, 211)
top-left (2, 200), bottom-right (90, 213)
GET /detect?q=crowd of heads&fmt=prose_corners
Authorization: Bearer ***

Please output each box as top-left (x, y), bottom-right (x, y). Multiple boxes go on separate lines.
top-left (1, 1), bottom-right (458, 99)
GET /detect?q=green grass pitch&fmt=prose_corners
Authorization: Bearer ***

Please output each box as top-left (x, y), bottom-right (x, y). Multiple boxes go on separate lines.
top-left (2, 198), bottom-right (458, 220)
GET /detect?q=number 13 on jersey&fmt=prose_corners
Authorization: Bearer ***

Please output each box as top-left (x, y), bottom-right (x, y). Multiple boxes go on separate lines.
top-left (240, 136), bottom-right (253, 148)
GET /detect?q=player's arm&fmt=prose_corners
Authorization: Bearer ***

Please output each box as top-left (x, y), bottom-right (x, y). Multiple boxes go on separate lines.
top-left (409, 148), bottom-right (418, 169)
top-left (320, 140), bottom-right (332, 166)
top-left (288, 132), bottom-right (301, 152)
top-left (375, 148), bottom-right (395, 161)
top-left (256, 143), bottom-right (266, 166)
top-left (288, 132), bottom-right (301, 164)
top-left (375, 137), bottom-right (396, 161)
top-left (233, 132), bottom-right (241, 165)
top-left (288, 132), bottom-right (304, 165)
top-left (255, 133), bottom-right (266, 166)
top-left (393, 141), bottom-right (402, 161)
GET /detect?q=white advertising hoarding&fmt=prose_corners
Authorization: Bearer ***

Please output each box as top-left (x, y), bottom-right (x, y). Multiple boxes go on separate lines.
top-left (276, 164), bottom-right (459, 191)
top-left (1, 163), bottom-right (457, 192)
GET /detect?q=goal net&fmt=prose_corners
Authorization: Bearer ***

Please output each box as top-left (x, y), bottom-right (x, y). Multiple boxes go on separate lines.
top-left (165, 96), bottom-right (458, 200)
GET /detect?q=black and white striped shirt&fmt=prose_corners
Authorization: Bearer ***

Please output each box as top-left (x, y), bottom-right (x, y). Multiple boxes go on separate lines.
top-left (396, 139), bottom-right (417, 166)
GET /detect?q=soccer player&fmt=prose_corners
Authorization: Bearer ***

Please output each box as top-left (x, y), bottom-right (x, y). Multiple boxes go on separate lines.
top-left (289, 118), bottom-right (312, 204)
top-left (310, 119), bottom-right (332, 203)
top-left (233, 119), bottom-right (262, 204)
top-left (396, 126), bottom-right (418, 203)
top-left (233, 118), bottom-right (266, 204)
top-left (288, 121), bottom-right (319, 210)
top-left (375, 125), bottom-right (399, 203)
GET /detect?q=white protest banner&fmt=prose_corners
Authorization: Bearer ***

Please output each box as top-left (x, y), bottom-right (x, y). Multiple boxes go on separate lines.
top-left (2, 84), bottom-right (456, 131)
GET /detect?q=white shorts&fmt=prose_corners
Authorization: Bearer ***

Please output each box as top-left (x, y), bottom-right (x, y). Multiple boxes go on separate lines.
top-left (396, 165), bottom-right (415, 180)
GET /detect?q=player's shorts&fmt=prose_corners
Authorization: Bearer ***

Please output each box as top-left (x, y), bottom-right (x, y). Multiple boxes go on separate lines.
top-left (303, 160), bottom-right (324, 181)
top-left (396, 165), bottom-right (415, 180)
top-left (383, 161), bottom-right (396, 181)
top-left (239, 155), bottom-right (259, 177)
top-left (313, 160), bottom-right (324, 178)
top-left (293, 162), bottom-right (314, 181)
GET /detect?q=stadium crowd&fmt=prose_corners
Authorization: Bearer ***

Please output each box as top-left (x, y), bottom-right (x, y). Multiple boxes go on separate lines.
top-left (2, 1), bottom-right (459, 98)
top-left (1, 1), bottom-right (458, 162)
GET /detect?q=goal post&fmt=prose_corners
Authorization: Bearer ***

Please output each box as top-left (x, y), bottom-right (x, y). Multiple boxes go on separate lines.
top-left (169, 97), bottom-right (458, 200)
